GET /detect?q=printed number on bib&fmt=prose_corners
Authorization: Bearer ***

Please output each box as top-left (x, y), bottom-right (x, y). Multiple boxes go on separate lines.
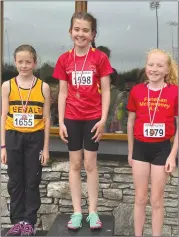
top-left (13, 113), bottom-right (34, 128)
top-left (143, 123), bottom-right (165, 138)
top-left (72, 71), bottom-right (93, 86)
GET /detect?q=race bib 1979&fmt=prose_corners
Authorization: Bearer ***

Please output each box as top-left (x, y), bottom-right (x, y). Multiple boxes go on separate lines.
top-left (13, 113), bottom-right (34, 128)
top-left (143, 123), bottom-right (165, 137)
top-left (72, 71), bottom-right (93, 86)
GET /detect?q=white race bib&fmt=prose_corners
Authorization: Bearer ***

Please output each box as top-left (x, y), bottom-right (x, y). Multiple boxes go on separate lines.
top-left (13, 113), bottom-right (34, 128)
top-left (72, 71), bottom-right (93, 86)
top-left (143, 123), bottom-right (165, 137)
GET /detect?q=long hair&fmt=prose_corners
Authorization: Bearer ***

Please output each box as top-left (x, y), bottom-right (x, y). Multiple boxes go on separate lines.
top-left (69, 12), bottom-right (97, 48)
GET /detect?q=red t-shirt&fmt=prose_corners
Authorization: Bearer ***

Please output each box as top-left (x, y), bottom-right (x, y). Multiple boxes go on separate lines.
top-left (53, 48), bottom-right (113, 120)
top-left (127, 83), bottom-right (178, 142)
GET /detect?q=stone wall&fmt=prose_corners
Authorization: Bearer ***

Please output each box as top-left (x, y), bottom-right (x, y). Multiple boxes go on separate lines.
top-left (1, 158), bottom-right (178, 236)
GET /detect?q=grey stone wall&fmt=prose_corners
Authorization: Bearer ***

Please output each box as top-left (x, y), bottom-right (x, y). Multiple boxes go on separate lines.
top-left (1, 159), bottom-right (178, 236)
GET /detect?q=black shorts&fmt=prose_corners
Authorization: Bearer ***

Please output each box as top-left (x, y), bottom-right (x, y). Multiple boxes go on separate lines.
top-left (64, 118), bottom-right (100, 152)
top-left (132, 139), bottom-right (171, 166)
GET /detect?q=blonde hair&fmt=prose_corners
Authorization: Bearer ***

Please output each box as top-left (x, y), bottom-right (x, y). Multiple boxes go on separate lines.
top-left (146, 48), bottom-right (178, 85)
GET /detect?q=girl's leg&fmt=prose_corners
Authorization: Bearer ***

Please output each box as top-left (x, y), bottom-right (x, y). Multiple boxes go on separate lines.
top-left (132, 160), bottom-right (150, 236)
top-left (22, 130), bottom-right (44, 236)
top-left (84, 150), bottom-right (98, 213)
top-left (64, 119), bottom-right (84, 229)
top-left (6, 131), bottom-right (25, 224)
top-left (83, 119), bottom-right (100, 214)
top-left (150, 165), bottom-right (168, 236)
top-left (69, 150), bottom-right (83, 213)
top-left (83, 119), bottom-right (102, 229)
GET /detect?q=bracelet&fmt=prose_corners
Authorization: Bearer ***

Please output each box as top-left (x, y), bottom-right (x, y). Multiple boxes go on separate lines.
top-left (1, 145), bottom-right (6, 149)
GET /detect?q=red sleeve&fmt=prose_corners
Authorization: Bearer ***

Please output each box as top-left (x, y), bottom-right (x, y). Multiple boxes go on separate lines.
top-left (52, 54), bottom-right (68, 81)
top-left (98, 52), bottom-right (113, 78)
top-left (127, 87), bottom-right (137, 112)
top-left (174, 90), bottom-right (178, 117)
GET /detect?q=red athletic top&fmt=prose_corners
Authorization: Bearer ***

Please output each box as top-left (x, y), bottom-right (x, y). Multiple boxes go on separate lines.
top-left (127, 83), bottom-right (178, 142)
top-left (53, 48), bottom-right (113, 120)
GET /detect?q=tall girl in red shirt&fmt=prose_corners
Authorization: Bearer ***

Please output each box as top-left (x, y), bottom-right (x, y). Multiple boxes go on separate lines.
top-left (53, 12), bottom-right (113, 230)
top-left (127, 49), bottom-right (178, 236)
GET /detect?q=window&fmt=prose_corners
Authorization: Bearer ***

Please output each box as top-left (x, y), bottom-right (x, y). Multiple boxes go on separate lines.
top-left (3, 1), bottom-right (178, 134)
top-left (88, 1), bottom-right (178, 71)
top-left (3, 1), bottom-right (75, 126)
top-left (88, 1), bottom-right (178, 133)
top-left (3, 1), bottom-right (74, 65)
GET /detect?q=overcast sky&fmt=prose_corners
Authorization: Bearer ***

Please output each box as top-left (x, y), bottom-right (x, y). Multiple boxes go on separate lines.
top-left (3, 1), bottom-right (178, 72)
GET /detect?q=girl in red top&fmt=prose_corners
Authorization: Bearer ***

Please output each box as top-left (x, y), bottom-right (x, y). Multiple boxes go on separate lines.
top-left (127, 49), bottom-right (178, 236)
top-left (53, 12), bottom-right (113, 230)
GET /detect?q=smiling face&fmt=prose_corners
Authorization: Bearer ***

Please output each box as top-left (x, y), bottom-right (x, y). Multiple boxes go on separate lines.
top-left (70, 19), bottom-right (95, 49)
top-left (14, 50), bottom-right (36, 77)
top-left (145, 52), bottom-right (169, 84)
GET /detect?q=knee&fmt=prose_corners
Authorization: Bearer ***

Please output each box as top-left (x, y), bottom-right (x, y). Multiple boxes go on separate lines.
top-left (150, 196), bottom-right (163, 209)
top-left (70, 162), bottom-right (82, 171)
top-left (8, 178), bottom-right (24, 194)
top-left (135, 195), bottom-right (148, 207)
top-left (26, 176), bottom-right (41, 189)
top-left (84, 161), bottom-right (97, 173)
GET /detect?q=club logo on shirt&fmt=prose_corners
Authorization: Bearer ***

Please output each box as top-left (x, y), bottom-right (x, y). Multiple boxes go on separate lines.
top-left (66, 70), bottom-right (73, 74)
top-left (89, 65), bottom-right (96, 73)
top-left (66, 64), bottom-right (75, 74)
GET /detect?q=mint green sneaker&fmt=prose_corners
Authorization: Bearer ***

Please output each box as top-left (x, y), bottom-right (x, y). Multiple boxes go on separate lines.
top-left (86, 212), bottom-right (102, 229)
top-left (67, 213), bottom-right (83, 230)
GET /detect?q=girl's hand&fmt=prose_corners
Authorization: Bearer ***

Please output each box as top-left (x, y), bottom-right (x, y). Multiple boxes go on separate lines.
top-left (59, 123), bottom-right (68, 143)
top-left (165, 156), bottom-right (176, 174)
top-left (1, 148), bottom-right (7, 164)
top-left (128, 154), bottom-right (133, 167)
top-left (41, 148), bottom-right (49, 166)
top-left (91, 120), bottom-right (105, 142)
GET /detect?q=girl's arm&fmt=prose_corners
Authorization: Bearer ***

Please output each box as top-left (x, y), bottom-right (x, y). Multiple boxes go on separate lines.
top-left (100, 75), bottom-right (110, 123)
top-left (169, 117), bottom-right (178, 158)
top-left (42, 82), bottom-right (51, 154)
top-left (127, 111), bottom-right (136, 158)
top-left (91, 75), bottom-right (110, 142)
top-left (165, 117), bottom-right (178, 173)
top-left (1, 81), bottom-right (10, 146)
top-left (58, 80), bottom-right (68, 126)
top-left (58, 80), bottom-right (68, 143)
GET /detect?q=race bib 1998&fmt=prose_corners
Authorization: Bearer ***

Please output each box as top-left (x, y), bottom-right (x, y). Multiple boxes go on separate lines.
top-left (13, 113), bottom-right (34, 128)
top-left (72, 71), bottom-right (93, 86)
top-left (143, 123), bottom-right (165, 137)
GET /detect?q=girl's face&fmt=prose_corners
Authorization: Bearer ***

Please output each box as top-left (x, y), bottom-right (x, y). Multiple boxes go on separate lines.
top-left (70, 19), bottom-right (95, 49)
top-left (14, 50), bottom-right (36, 77)
top-left (145, 52), bottom-right (169, 83)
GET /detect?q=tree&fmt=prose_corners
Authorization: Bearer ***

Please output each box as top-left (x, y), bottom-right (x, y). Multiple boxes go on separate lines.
top-left (39, 62), bottom-right (54, 82)
top-left (150, 1), bottom-right (160, 48)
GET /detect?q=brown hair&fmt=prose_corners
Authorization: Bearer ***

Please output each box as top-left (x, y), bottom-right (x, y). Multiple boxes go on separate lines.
top-left (69, 12), bottom-right (97, 48)
top-left (146, 48), bottom-right (178, 85)
top-left (14, 45), bottom-right (37, 62)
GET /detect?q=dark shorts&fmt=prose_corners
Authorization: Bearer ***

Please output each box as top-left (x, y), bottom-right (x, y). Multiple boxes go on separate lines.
top-left (132, 139), bottom-right (171, 166)
top-left (64, 118), bottom-right (100, 152)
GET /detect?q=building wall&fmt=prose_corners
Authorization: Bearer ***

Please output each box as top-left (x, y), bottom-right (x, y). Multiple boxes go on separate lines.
top-left (1, 159), bottom-right (178, 236)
